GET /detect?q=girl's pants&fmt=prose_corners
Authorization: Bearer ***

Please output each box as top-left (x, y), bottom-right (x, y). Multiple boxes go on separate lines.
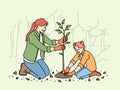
top-left (75, 68), bottom-right (92, 79)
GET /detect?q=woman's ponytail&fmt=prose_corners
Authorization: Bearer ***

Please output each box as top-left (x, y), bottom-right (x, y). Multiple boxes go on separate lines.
top-left (26, 18), bottom-right (48, 41)
top-left (26, 22), bottom-right (35, 41)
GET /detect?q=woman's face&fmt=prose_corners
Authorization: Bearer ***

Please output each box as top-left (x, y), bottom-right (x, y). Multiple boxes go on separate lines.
top-left (37, 25), bottom-right (46, 33)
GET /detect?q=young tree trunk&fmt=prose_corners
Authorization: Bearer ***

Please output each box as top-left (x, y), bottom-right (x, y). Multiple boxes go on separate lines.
top-left (62, 49), bottom-right (64, 71)
top-left (62, 30), bottom-right (65, 71)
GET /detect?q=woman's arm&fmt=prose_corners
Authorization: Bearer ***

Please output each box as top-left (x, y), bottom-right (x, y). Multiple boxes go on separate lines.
top-left (29, 34), bottom-right (52, 53)
top-left (43, 34), bottom-right (57, 46)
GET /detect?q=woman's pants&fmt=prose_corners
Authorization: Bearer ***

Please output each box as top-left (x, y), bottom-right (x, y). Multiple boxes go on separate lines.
top-left (24, 59), bottom-right (50, 79)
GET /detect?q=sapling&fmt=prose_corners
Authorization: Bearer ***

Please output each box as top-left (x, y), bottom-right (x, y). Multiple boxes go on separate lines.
top-left (55, 19), bottom-right (72, 78)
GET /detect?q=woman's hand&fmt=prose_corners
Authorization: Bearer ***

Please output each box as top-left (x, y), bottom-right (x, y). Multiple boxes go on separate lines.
top-left (58, 36), bottom-right (68, 44)
top-left (51, 45), bottom-right (65, 51)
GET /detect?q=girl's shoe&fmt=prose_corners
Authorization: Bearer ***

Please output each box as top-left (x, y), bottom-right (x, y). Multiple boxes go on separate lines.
top-left (89, 71), bottom-right (101, 77)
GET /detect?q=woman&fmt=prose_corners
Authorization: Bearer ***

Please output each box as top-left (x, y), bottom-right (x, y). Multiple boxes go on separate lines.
top-left (19, 18), bottom-right (67, 79)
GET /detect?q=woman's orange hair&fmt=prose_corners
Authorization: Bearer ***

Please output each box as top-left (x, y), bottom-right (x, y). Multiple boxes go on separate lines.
top-left (26, 18), bottom-right (48, 41)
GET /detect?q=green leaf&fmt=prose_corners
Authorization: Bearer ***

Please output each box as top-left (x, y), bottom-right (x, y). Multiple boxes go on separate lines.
top-left (66, 32), bottom-right (70, 36)
top-left (61, 19), bottom-right (65, 25)
top-left (65, 42), bottom-right (71, 44)
top-left (56, 22), bottom-right (61, 26)
top-left (58, 31), bottom-right (62, 34)
top-left (66, 25), bottom-right (71, 29)
top-left (65, 25), bottom-right (71, 31)
top-left (65, 28), bottom-right (69, 31)
top-left (55, 29), bottom-right (61, 31)
top-left (56, 22), bottom-right (63, 29)
top-left (59, 26), bottom-right (63, 29)
top-left (59, 53), bottom-right (63, 55)
top-left (55, 29), bottom-right (63, 34)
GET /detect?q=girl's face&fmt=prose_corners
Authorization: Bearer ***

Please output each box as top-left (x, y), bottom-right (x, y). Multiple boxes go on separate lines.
top-left (37, 25), bottom-right (46, 33)
top-left (74, 45), bottom-right (84, 54)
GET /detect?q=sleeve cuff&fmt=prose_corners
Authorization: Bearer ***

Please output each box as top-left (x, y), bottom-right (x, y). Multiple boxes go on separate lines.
top-left (71, 60), bottom-right (76, 65)
top-left (78, 63), bottom-right (83, 68)
top-left (52, 40), bottom-right (57, 46)
top-left (47, 46), bottom-right (52, 53)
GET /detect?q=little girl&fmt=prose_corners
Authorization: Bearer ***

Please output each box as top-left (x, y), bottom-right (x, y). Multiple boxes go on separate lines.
top-left (64, 41), bottom-right (101, 79)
